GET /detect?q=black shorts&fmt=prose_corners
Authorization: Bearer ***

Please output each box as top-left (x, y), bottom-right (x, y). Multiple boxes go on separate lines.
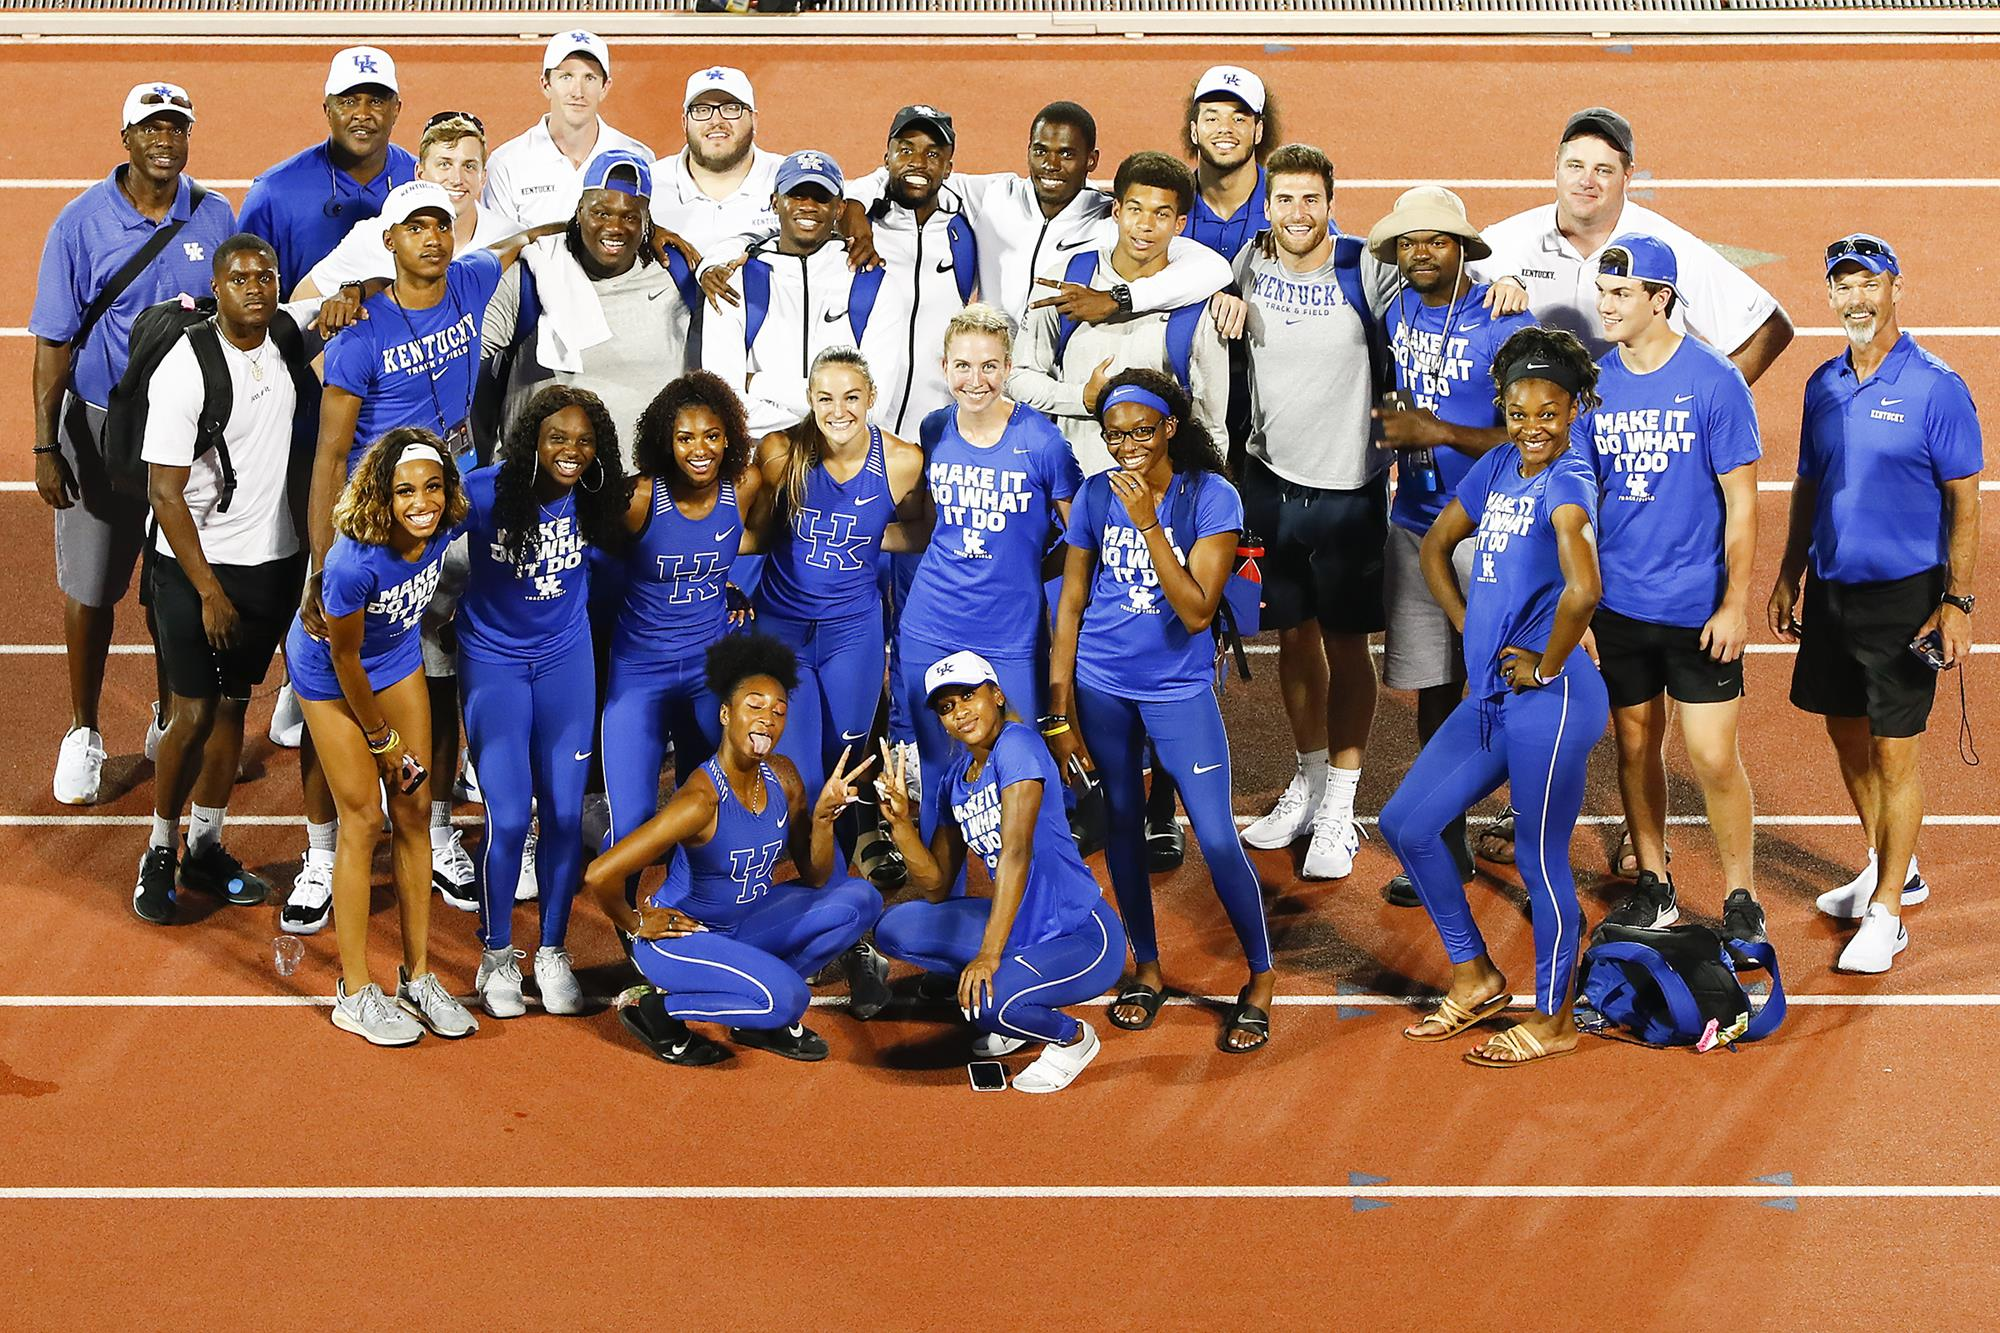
top-left (1789, 567), bottom-right (1944, 739)
top-left (151, 551), bottom-right (307, 701)
top-left (1238, 456), bottom-right (1387, 635)
top-left (1592, 605), bottom-right (1745, 708)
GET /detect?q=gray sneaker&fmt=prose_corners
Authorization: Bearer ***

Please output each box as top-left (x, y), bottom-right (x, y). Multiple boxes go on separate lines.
top-left (397, 968), bottom-right (480, 1039)
top-left (331, 980), bottom-right (423, 1047)
top-left (476, 947), bottom-right (528, 1018)
top-left (534, 947), bottom-right (586, 1015)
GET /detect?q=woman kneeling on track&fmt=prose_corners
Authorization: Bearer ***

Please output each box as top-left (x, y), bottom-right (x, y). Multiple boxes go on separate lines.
top-left (1048, 370), bottom-right (1275, 1053)
top-left (584, 633), bottom-right (886, 1066)
top-left (459, 385), bottom-right (631, 1021)
top-left (1380, 326), bottom-right (1610, 1069)
top-left (873, 651), bottom-right (1127, 1094)
top-left (285, 429), bottom-right (478, 1047)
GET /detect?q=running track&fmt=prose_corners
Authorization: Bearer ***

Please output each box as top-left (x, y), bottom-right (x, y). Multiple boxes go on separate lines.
top-left (1, 35), bottom-right (1996, 1328)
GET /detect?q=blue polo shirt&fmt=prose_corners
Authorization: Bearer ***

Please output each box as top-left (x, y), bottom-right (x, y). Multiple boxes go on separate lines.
top-left (1184, 166), bottom-right (1268, 261)
top-left (29, 169), bottom-right (237, 406)
top-left (238, 141), bottom-right (418, 294)
top-left (1798, 333), bottom-right (1983, 585)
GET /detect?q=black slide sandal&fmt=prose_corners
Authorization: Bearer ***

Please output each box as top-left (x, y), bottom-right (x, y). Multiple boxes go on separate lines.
top-left (617, 989), bottom-right (729, 1067)
top-left (1219, 986), bottom-right (1271, 1054)
top-left (731, 1022), bottom-right (831, 1062)
top-left (1107, 983), bottom-right (1167, 1031)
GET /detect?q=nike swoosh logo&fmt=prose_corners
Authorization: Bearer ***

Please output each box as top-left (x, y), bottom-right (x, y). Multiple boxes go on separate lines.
top-left (648, 289), bottom-right (670, 301)
top-left (573, 750), bottom-right (592, 761)
top-left (822, 309), bottom-right (849, 323)
top-left (1192, 763), bottom-right (1222, 775)
top-left (840, 730), bottom-right (868, 742)
top-left (1674, 394), bottom-right (1695, 403)
top-left (430, 368), bottom-right (450, 382)
top-left (713, 529), bottom-right (735, 541)
top-left (854, 495), bottom-right (880, 506)
top-left (1881, 397), bottom-right (1904, 406)
top-left (1055, 237), bottom-right (1095, 251)
top-left (1011, 446), bottom-right (1032, 454)
top-left (1284, 317), bottom-right (1304, 325)
top-left (935, 259), bottom-right (953, 273)
top-left (1458, 320), bottom-right (1484, 331)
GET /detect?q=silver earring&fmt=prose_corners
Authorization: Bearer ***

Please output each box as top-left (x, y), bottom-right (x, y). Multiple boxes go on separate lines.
top-left (579, 457), bottom-right (605, 493)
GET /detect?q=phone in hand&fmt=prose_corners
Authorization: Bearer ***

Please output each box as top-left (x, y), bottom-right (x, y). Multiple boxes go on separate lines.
top-left (398, 752), bottom-right (429, 796)
top-left (1909, 629), bottom-right (1954, 671)
top-left (968, 1061), bottom-right (1008, 1092)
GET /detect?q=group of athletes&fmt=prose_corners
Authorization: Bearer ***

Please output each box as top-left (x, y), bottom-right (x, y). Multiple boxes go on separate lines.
top-left (32, 37), bottom-right (1982, 1084)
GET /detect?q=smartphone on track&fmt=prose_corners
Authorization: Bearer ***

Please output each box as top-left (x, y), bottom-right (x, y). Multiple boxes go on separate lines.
top-left (968, 1061), bottom-right (1008, 1092)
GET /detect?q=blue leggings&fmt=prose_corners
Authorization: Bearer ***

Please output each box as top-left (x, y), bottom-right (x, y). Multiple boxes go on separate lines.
top-left (1075, 684), bottom-right (1272, 974)
top-left (461, 639), bottom-right (595, 950)
top-left (758, 605), bottom-right (885, 803)
top-left (630, 877), bottom-right (882, 1029)
top-left (875, 895), bottom-right (1127, 1043)
top-left (900, 633), bottom-right (1043, 845)
top-left (600, 648), bottom-right (721, 845)
top-left (1379, 662), bottom-right (1609, 1015)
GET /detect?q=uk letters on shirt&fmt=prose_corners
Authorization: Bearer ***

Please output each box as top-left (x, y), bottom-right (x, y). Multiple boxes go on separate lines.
top-left (931, 460), bottom-right (1033, 561)
top-left (1593, 406), bottom-right (1697, 504)
top-left (492, 512), bottom-right (585, 600)
top-left (369, 558), bottom-right (444, 632)
top-left (1472, 492), bottom-right (1536, 586)
top-left (1101, 521), bottom-right (1184, 615)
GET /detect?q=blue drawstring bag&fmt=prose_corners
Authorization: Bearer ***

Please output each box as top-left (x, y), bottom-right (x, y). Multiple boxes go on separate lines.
top-left (1575, 922), bottom-right (1786, 1051)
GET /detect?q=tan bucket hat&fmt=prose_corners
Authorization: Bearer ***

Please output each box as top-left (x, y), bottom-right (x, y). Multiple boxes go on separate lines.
top-left (1366, 185), bottom-right (1492, 264)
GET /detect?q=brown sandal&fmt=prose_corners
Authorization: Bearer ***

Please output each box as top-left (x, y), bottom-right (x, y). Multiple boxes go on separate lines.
top-left (1403, 990), bottom-right (1511, 1043)
top-left (1474, 807), bottom-right (1517, 865)
top-left (1463, 1023), bottom-right (1579, 1069)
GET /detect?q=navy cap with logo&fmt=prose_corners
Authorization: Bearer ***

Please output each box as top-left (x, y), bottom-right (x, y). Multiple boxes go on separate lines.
top-left (888, 103), bottom-right (954, 147)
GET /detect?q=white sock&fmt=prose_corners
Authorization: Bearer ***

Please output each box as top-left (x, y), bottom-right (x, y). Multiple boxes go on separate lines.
top-left (150, 815), bottom-right (176, 851)
top-left (1322, 767), bottom-right (1361, 825)
top-left (431, 801), bottom-right (454, 849)
top-left (188, 804), bottom-right (226, 854)
top-left (1298, 748), bottom-right (1330, 793)
top-left (306, 818), bottom-right (337, 868)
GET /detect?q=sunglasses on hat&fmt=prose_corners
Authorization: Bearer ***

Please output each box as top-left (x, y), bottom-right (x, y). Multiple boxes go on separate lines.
top-left (425, 109), bottom-right (485, 135)
top-left (1825, 235), bottom-right (1894, 264)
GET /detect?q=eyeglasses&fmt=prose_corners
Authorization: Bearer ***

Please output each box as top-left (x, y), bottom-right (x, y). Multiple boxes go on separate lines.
top-left (425, 109), bottom-right (486, 135)
top-left (1100, 424), bottom-right (1161, 446)
top-left (1826, 235), bottom-right (1896, 264)
top-left (686, 101), bottom-right (749, 122)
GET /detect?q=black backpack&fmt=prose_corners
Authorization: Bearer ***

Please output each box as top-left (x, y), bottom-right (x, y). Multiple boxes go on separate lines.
top-left (103, 295), bottom-right (310, 513)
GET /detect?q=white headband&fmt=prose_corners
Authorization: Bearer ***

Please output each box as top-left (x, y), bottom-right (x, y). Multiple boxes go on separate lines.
top-left (396, 442), bottom-right (445, 468)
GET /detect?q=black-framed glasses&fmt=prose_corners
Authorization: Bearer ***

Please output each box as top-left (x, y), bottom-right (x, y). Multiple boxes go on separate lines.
top-left (687, 102), bottom-right (749, 122)
top-left (1100, 424), bottom-right (1161, 446)
top-left (1826, 235), bottom-right (1896, 264)
top-left (425, 109), bottom-right (486, 136)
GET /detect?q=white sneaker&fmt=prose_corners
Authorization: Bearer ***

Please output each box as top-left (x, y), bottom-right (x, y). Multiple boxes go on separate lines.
top-left (430, 829), bottom-right (477, 912)
top-left (534, 947), bottom-right (586, 1015)
top-left (53, 726), bottom-right (106, 805)
top-left (1815, 850), bottom-right (1928, 919)
top-left (268, 681), bottom-right (303, 748)
top-left (281, 857), bottom-right (334, 935)
top-left (476, 946), bottom-right (527, 1018)
top-left (453, 755), bottom-right (482, 805)
top-left (397, 968), bottom-right (479, 1038)
top-left (1301, 807), bottom-right (1361, 881)
top-left (331, 980), bottom-right (423, 1047)
top-left (1241, 766), bottom-right (1321, 849)
top-left (143, 705), bottom-right (165, 763)
top-left (971, 1031), bottom-right (1030, 1058)
top-left (1012, 1020), bottom-right (1101, 1094)
top-left (516, 820), bottom-right (539, 902)
top-left (1837, 902), bottom-right (1909, 974)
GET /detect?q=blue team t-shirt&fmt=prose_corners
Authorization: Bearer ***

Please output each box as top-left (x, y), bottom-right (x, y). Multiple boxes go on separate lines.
top-left (940, 722), bottom-right (1100, 949)
top-left (1456, 444), bottom-right (1600, 701)
top-left (1184, 167), bottom-right (1268, 262)
top-left (1578, 337), bottom-right (1762, 627)
top-left (238, 141), bottom-right (418, 294)
top-left (455, 464), bottom-right (591, 664)
top-left (1385, 286), bottom-right (1535, 534)
top-left (1798, 333), bottom-right (1985, 585)
top-left (323, 248), bottom-right (503, 471)
top-left (285, 529), bottom-right (455, 700)
top-left (1066, 468), bottom-right (1244, 702)
top-left (902, 403), bottom-right (1082, 658)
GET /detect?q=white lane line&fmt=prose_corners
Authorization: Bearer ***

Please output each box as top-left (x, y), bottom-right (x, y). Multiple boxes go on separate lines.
top-left (0, 644), bottom-right (152, 654)
top-left (0, 1183), bottom-right (1992, 1201)
top-left (3, 991), bottom-right (1996, 1009)
top-left (3, 813), bottom-right (1995, 828)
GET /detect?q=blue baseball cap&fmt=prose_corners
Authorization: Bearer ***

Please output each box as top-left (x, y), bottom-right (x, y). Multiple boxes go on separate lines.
top-left (581, 149), bottom-right (651, 200)
top-left (1599, 232), bottom-right (1679, 293)
top-left (1825, 232), bottom-right (1900, 277)
top-left (776, 149), bottom-right (844, 198)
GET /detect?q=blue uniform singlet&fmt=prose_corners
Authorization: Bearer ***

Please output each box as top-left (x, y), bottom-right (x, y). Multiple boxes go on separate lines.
top-left (756, 426), bottom-right (895, 622)
top-left (616, 476), bottom-right (741, 659)
top-left (663, 757), bottom-right (791, 932)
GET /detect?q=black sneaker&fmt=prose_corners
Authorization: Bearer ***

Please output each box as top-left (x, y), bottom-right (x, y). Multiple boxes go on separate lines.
top-left (132, 846), bottom-right (177, 924)
top-left (730, 1021), bottom-right (830, 1062)
top-left (1601, 870), bottom-right (1679, 931)
top-left (1146, 814), bottom-right (1185, 872)
top-left (1385, 837), bottom-right (1476, 908)
top-left (1722, 888), bottom-right (1767, 946)
top-left (179, 841), bottom-right (271, 906)
top-left (843, 941), bottom-right (893, 1021)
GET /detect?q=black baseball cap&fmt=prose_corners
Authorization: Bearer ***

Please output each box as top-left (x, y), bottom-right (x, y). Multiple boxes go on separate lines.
top-left (1560, 107), bottom-right (1634, 160)
top-left (888, 103), bottom-right (954, 147)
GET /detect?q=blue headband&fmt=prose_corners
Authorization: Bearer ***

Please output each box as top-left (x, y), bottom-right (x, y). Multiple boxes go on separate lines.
top-left (1098, 384), bottom-right (1175, 421)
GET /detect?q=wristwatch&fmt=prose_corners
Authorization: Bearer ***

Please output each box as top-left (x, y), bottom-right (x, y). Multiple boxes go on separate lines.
top-left (1110, 282), bottom-right (1133, 314)
top-left (1941, 593), bottom-right (1976, 614)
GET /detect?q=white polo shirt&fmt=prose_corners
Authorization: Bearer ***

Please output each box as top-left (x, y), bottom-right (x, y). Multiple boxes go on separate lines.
top-left (1472, 200), bottom-right (1778, 361)
top-left (650, 145), bottom-right (785, 261)
top-left (482, 116), bottom-right (654, 231)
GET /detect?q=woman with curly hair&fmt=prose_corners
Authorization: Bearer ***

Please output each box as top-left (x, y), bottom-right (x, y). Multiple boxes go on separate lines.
top-left (601, 371), bottom-right (761, 846)
top-left (1047, 368), bottom-right (1274, 1054)
top-left (458, 384), bottom-right (631, 1020)
top-left (283, 428), bottom-right (477, 1047)
top-left (1380, 326), bottom-right (1608, 1068)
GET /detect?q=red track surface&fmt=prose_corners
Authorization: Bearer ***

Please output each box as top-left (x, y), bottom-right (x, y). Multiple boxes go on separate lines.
top-left (1, 36), bottom-right (1996, 1329)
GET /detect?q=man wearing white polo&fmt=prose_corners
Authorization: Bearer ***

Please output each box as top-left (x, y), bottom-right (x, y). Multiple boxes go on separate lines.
top-left (482, 31), bottom-right (651, 232)
top-left (651, 66), bottom-right (784, 260)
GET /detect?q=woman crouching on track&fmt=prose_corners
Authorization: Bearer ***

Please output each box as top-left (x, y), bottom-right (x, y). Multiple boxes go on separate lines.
top-left (873, 652), bottom-right (1127, 1094)
top-left (1048, 369), bottom-right (1275, 1054)
top-left (1380, 327), bottom-right (1610, 1069)
top-left (285, 428), bottom-right (477, 1047)
top-left (585, 633), bottom-right (886, 1066)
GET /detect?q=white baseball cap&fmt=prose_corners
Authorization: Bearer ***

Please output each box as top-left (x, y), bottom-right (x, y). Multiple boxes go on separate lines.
top-left (924, 650), bottom-right (1000, 704)
top-left (326, 46), bottom-right (398, 97)
top-left (1193, 64), bottom-right (1265, 115)
top-left (379, 180), bottom-right (455, 229)
top-left (121, 81), bottom-right (195, 130)
top-left (543, 29), bottom-right (611, 79)
top-left (683, 65), bottom-right (756, 111)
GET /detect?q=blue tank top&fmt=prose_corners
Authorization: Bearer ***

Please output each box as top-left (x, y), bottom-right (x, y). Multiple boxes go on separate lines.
top-left (614, 476), bottom-right (741, 660)
top-left (755, 425), bottom-right (894, 622)
top-left (456, 464), bottom-right (591, 664)
top-left (658, 757), bottom-right (790, 931)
